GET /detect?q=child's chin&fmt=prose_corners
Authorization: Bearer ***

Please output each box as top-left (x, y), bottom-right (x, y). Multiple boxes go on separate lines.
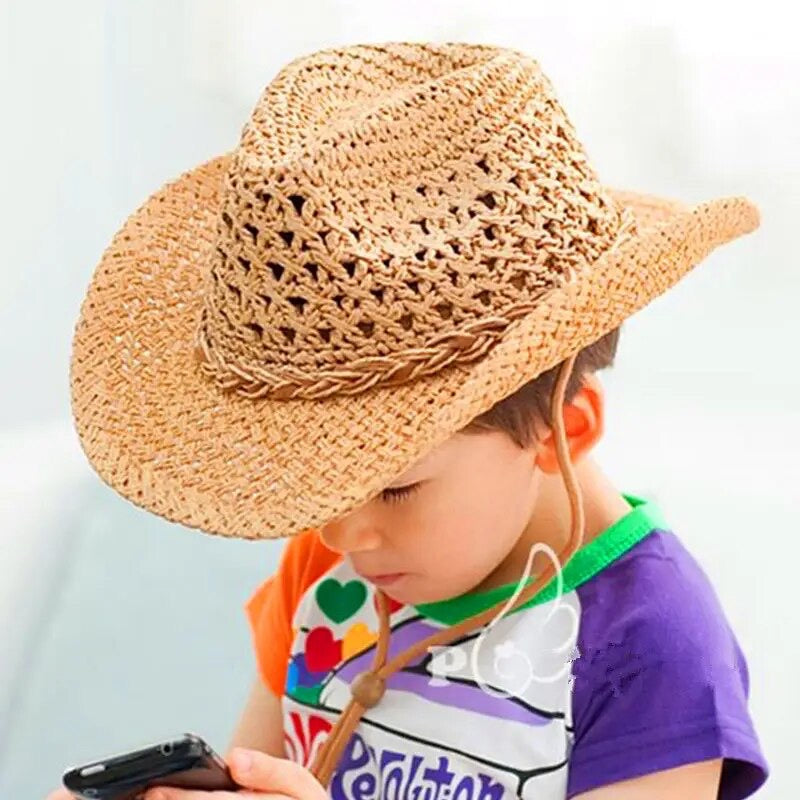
top-left (387, 579), bottom-right (458, 606)
top-left (379, 577), bottom-right (422, 605)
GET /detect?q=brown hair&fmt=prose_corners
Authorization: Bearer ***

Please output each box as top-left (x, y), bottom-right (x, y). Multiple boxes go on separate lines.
top-left (461, 324), bottom-right (622, 449)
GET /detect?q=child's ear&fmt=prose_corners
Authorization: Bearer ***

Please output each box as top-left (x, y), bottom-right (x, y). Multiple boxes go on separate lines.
top-left (533, 375), bottom-right (605, 473)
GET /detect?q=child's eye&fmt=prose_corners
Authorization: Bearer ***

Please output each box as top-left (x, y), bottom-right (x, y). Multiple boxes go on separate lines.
top-left (380, 482), bottom-right (421, 504)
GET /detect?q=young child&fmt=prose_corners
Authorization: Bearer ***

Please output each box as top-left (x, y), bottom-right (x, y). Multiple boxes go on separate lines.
top-left (67, 41), bottom-right (769, 800)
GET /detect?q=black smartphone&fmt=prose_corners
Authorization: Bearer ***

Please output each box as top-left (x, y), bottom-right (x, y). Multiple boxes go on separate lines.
top-left (62, 732), bottom-right (241, 800)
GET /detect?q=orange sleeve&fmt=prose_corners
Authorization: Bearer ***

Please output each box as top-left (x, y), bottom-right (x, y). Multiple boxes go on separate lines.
top-left (244, 528), bottom-right (341, 698)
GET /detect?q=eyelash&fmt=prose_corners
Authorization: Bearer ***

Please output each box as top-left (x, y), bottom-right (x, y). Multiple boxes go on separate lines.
top-left (380, 483), bottom-right (421, 504)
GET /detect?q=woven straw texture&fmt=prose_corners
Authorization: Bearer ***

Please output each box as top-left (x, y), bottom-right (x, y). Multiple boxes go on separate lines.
top-left (69, 42), bottom-right (760, 540)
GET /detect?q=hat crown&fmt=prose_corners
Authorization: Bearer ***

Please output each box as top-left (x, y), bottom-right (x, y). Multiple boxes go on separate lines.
top-left (194, 42), bottom-right (637, 400)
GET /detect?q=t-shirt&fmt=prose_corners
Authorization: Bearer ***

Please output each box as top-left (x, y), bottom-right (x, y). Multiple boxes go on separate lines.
top-left (244, 493), bottom-right (769, 799)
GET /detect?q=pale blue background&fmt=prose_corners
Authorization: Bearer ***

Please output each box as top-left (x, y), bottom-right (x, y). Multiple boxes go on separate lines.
top-left (1, 1), bottom-right (797, 797)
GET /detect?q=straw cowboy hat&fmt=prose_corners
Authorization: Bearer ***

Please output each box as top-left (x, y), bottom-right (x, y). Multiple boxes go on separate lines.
top-left (69, 42), bottom-right (759, 785)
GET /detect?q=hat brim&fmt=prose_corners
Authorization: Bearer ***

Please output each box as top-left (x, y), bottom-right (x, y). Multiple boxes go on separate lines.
top-left (69, 153), bottom-right (759, 540)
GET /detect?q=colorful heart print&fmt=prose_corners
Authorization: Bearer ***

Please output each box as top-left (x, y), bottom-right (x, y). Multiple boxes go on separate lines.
top-left (305, 626), bottom-right (342, 672)
top-left (315, 578), bottom-right (367, 623)
top-left (286, 651), bottom-right (329, 692)
top-left (342, 622), bottom-right (378, 659)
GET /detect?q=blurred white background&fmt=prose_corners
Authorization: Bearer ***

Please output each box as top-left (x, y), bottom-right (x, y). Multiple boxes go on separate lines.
top-left (1, 1), bottom-right (797, 797)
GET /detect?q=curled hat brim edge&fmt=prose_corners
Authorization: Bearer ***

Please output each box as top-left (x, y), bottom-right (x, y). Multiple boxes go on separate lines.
top-left (69, 152), bottom-right (759, 540)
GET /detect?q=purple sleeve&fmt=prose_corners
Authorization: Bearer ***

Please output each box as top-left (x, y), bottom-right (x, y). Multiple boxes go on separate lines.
top-left (566, 530), bottom-right (769, 799)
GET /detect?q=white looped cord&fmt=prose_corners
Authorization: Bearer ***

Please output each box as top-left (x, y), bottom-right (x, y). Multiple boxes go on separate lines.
top-left (467, 538), bottom-right (580, 699)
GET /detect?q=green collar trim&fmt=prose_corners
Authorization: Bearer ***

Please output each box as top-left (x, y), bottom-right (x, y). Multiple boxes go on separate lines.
top-left (414, 493), bottom-right (668, 625)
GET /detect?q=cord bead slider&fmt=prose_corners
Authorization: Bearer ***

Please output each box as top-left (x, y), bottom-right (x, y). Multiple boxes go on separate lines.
top-left (350, 670), bottom-right (386, 708)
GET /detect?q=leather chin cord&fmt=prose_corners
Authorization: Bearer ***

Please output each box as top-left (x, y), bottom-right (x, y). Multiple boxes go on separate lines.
top-left (310, 353), bottom-right (584, 788)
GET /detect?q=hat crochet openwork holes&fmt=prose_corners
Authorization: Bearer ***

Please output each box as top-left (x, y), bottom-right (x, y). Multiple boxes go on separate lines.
top-left (193, 43), bottom-right (638, 401)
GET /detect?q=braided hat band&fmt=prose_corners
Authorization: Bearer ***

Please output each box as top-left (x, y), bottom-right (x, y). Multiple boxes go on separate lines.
top-left (69, 42), bottom-right (760, 542)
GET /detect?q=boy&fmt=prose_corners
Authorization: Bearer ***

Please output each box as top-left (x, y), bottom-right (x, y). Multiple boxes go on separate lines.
top-left (66, 41), bottom-right (768, 799)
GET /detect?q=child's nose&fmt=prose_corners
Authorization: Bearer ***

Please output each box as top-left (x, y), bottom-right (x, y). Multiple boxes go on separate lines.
top-left (320, 514), bottom-right (382, 554)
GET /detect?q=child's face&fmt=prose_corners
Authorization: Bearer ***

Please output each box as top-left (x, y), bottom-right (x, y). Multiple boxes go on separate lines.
top-left (319, 428), bottom-right (544, 605)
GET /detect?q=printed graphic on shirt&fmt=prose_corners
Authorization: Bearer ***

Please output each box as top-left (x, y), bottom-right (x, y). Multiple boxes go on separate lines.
top-left (283, 558), bottom-right (581, 800)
